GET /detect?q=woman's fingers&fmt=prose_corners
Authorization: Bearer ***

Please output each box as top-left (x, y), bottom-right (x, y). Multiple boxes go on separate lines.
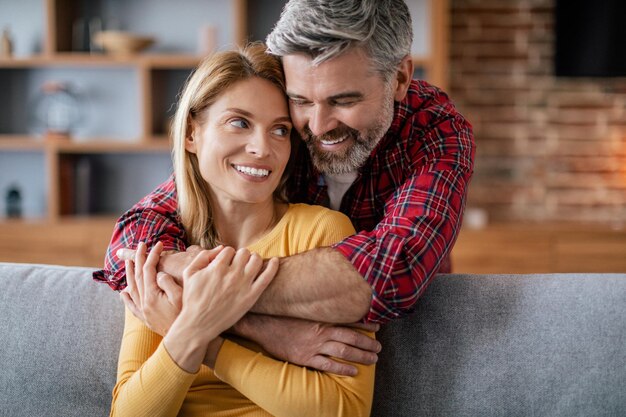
top-left (120, 291), bottom-right (144, 321)
top-left (243, 252), bottom-right (264, 278)
top-left (184, 246), bottom-right (233, 279)
top-left (134, 242), bottom-right (148, 301)
top-left (143, 242), bottom-right (163, 294)
top-left (203, 244), bottom-right (224, 258)
top-left (251, 257), bottom-right (279, 293)
top-left (232, 248), bottom-right (251, 271)
top-left (213, 246), bottom-right (237, 265)
top-left (124, 259), bottom-right (136, 293)
top-left (157, 272), bottom-right (183, 310)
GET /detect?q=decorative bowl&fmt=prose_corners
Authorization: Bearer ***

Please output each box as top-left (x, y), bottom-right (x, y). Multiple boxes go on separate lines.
top-left (92, 31), bottom-right (155, 55)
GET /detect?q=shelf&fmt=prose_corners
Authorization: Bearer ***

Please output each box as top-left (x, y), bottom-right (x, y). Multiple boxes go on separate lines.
top-left (53, 140), bottom-right (170, 153)
top-left (0, 136), bottom-right (170, 153)
top-left (0, 53), bottom-right (200, 69)
top-left (0, 136), bottom-right (46, 150)
top-left (0, 214), bottom-right (116, 225)
top-left (140, 54), bottom-right (202, 69)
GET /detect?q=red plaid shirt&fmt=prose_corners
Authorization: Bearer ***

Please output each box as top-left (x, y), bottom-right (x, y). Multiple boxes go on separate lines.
top-left (93, 79), bottom-right (474, 324)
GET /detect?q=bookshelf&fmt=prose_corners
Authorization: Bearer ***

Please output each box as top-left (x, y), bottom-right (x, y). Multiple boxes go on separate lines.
top-left (0, 0), bottom-right (448, 228)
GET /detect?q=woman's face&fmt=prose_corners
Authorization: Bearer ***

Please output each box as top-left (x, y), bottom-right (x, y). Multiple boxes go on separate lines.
top-left (187, 77), bottom-right (292, 207)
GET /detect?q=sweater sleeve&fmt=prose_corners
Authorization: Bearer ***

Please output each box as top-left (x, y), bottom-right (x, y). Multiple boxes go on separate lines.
top-left (213, 335), bottom-right (375, 417)
top-left (109, 309), bottom-right (197, 417)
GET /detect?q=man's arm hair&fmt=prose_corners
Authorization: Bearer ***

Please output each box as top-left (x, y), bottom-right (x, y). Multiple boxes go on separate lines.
top-left (250, 247), bottom-right (371, 323)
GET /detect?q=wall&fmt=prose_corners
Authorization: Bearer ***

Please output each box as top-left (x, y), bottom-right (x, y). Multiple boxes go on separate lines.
top-left (449, 0), bottom-right (626, 225)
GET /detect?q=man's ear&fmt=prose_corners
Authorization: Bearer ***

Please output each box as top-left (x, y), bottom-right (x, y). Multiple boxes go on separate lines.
top-left (185, 117), bottom-right (197, 153)
top-left (393, 55), bottom-right (414, 102)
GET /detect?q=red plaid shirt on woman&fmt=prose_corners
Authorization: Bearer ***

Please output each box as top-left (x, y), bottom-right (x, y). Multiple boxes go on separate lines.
top-left (93, 79), bottom-right (475, 324)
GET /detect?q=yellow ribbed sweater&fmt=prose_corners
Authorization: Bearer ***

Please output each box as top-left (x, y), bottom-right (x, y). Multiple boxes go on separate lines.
top-left (110, 203), bottom-right (375, 417)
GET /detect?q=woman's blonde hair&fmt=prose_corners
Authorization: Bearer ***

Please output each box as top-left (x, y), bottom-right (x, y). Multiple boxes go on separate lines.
top-left (171, 43), bottom-right (293, 248)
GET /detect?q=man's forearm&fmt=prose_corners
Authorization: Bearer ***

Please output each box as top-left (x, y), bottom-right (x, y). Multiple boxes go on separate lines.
top-left (157, 246), bottom-right (371, 323)
top-left (229, 313), bottom-right (381, 375)
top-left (250, 247), bottom-right (371, 323)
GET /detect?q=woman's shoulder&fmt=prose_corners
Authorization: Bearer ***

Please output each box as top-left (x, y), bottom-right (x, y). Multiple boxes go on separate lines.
top-left (285, 204), bottom-right (355, 237)
top-left (286, 203), bottom-right (351, 224)
top-left (249, 204), bottom-right (355, 257)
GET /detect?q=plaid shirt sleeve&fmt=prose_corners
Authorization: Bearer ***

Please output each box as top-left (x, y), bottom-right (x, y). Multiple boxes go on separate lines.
top-left (92, 179), bottom-right (187, 291)
top-left (334, 93), bottom-right (475, 324)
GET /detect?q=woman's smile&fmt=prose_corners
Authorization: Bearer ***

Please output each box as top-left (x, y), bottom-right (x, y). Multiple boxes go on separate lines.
top-left (232, 163), bottom-right (273, 181)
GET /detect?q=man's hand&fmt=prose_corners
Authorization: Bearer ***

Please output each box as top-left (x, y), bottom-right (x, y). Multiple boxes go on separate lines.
top-left (232, 314), bottom-right (381, 376)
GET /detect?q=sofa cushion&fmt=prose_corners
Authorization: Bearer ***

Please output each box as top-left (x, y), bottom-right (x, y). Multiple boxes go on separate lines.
top-left (0, 263), bottom-right (123, 417)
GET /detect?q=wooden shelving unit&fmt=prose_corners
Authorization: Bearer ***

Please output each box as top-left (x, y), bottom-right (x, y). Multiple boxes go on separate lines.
top-left (0, 0), bottom-right (228, 222)
top-left (0, 0), bottom-right (449, 233)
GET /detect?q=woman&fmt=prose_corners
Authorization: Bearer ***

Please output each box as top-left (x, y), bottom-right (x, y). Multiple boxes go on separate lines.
top-left (109, 43), bottom-right (374, 417)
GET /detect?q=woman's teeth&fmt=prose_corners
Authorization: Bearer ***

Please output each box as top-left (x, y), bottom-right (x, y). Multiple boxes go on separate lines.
top-left (234, 165), bottom-right (270, 177)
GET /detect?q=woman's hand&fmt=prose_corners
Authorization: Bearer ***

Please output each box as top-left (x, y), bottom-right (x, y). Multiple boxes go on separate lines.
top-left (120, 242), bottom-right (181, 335)
top-left (181, 247), bottom-right (279, 344)
top-left (120, 242), bottom-right (223, 336)
top-left (164, 247), bottom-right (279, 372)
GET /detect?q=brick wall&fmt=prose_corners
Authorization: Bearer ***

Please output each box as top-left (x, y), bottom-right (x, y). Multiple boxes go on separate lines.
top-left (449, 0), bottom-right (626, 225)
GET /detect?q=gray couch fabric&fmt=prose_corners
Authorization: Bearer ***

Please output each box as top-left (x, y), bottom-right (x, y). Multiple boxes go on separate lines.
top-left (0, 262), bottom-right (624, 417)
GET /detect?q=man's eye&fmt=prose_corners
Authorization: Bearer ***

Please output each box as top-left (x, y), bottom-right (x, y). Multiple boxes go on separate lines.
top-left (272, 126), bottom-right (290, 137)
top-left (229, 118), bottom-right (249, 128)
top-left (333, 100), bottom-right (357, 107)
top-left (289, 98), bottom-right (309, 106)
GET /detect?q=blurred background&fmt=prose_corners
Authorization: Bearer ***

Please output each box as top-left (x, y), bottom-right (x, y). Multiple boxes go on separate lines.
top-left (0, 0), bottom-right (624, 272)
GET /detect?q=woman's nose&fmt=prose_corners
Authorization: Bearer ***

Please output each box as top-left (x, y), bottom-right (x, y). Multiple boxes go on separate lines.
top-left (246, 130), bottom-right (271, 157)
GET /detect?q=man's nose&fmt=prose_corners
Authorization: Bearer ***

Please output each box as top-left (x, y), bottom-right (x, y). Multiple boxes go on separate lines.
top-left (308, 105), bottom-right (338, 137)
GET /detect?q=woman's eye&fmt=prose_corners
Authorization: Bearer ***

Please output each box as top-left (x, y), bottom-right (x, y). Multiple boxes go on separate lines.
top-left (229, 118), bottom-right (249, 129)
top-left (272, 126), bottom-right (290, 137)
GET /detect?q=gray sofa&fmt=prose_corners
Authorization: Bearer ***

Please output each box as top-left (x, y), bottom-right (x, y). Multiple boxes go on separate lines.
top-left (0, 262), bottom-right (624, 417)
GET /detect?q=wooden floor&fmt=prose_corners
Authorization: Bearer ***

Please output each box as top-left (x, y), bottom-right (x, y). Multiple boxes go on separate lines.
top-left (1, 218), bottom-right (625, 273)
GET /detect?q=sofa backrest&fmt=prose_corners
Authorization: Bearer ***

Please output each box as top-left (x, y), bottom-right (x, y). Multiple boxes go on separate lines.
top-left (372, 273), bottom-right (626, 417)
top-left (0, 262), bottom-right (624, 417)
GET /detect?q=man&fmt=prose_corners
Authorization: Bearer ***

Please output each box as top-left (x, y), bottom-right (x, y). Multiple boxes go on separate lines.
top-left (94, 0), bottom-right (474, 376)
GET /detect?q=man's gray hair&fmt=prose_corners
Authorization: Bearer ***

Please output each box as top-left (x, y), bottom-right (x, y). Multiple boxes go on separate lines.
top-left (266, 0), bottom-right (413, 80)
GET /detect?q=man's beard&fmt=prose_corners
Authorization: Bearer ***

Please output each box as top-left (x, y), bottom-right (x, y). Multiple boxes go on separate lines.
top-left (301, 97), bottom-right (395, 176)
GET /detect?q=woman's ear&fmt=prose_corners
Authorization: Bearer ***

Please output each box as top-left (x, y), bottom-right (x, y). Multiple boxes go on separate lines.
top-left (185, 117), bottom-right (197, 153)
top-left (393, 55), bottom-right (414, 102)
